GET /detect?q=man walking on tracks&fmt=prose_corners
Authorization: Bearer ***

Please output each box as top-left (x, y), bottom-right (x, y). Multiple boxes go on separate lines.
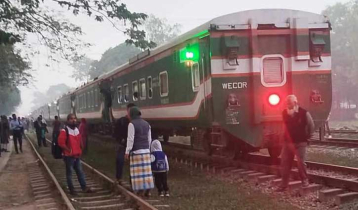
top-left (113, 103), bottom-right (136, 184)
top-left (9, 114), bottom-right (23, 154)
top-left (276, 95), bottom-right (315, 192)
top-left (58, 114), bottom-right (92, 195)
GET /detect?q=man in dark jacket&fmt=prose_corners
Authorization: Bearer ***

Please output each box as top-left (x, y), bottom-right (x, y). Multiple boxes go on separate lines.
top-left (113, 103), bottom-right (135, 184)
top-left (34, 116), bottom-right (47, 147)
top-left (276, 95), bottom-right (315, 192)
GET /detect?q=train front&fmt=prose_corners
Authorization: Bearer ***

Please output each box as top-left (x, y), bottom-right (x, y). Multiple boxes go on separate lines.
top-left (210, 9), bottom-right (332, 157)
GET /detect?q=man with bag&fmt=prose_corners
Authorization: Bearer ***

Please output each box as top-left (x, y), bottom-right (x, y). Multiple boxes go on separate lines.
top-left (58, 114), bottom-right (92, 195)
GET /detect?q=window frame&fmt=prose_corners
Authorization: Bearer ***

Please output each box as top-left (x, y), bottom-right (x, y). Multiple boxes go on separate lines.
top-left (139, 78), bottom-right (146, 100)
top-left (159, 71), bottom-right (169, 97)
top-left (147, 76), bottom-right (153, 99)
top-left (132, 81), bottom-right (139, 101)
top-left (117, 86), bottom-right (122, 104)
top-left (123, 84), bottom-right (129, 103)
top-left (260, 54), bottom-right (286, 87)
top-left (191, 62), bottom-right (200, 92)
top-left (94, 88), bottom-right (98, 107)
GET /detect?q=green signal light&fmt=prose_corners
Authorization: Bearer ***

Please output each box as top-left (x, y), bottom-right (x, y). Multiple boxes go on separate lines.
top-left (186, 52), bottom-right (194, 59)
top-left (180, 43), bottom-right (199, 63)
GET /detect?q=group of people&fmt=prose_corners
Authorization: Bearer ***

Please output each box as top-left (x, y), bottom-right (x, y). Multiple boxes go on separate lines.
top-left (53, 103), bottom-right (169, 197)
top-left (51, 94), bottom-right (315, 195)
top-left (113, 103), bottom-right (170, 197)
top-left (0, 114), bottom-right (31, 156)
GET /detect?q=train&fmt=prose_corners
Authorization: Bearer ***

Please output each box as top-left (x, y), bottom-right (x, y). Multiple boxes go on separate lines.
top-left (31, 9), bottom-right (332, 158)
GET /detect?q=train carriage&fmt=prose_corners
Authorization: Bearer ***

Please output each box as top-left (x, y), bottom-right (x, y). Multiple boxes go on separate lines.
top-left (31, 9), bottom-right (332, 158)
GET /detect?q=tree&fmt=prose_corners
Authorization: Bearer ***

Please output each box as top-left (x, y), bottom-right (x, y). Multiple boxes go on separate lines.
top-left (0, 87), bottom-right (21, 116)
top-left (1, 0), bottom-right (155, 55)
top-left (89, 43), bottom-right (141, 79)
top-left (31, 83), bottom-right (71, 109)
top-left (143, 14), bottom-right (182, 46)
top-left (0, 44), bottom-right (30, 87)
top-left (323, 1), bottom-right (358, 119)
top-left (71, 43), bottom-right (141, 81)
top-left (71, 56), bottom-right (95, 82)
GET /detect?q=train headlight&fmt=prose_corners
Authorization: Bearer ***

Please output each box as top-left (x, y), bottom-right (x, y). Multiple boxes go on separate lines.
top-left (268, 94), bottom-right (280, 106)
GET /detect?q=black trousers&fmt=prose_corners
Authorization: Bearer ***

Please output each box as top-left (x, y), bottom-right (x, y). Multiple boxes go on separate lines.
top-left (153, 172), bottom-right (169, 193)
top-left (13, 131), bottom-right (22, 153)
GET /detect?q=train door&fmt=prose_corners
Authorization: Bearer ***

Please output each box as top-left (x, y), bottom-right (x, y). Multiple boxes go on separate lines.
top-left (199, 36), bottom-right (211, 118)
top-left (249, 21), bottom-right (293, 155)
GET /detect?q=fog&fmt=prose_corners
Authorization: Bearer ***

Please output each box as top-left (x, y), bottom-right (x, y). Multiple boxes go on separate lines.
top-left (16, 0), bottom-right (348, 116)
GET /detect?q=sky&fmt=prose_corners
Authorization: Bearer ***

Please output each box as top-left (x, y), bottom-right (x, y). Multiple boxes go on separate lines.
top-left (16, 0), bottom-right (348, 116)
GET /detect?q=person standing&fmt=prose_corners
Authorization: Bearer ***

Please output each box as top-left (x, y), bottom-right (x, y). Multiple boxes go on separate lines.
top-left (151, 137), bottom-right (170, 197)
top-left (58, 114), bottom-right (92, 195)
top-left (9, 114), bottom-right (23, 154)
top-left (276, 95), bottom-right (315, 192)
top-left (113, 103), bottom-right (136, 184)
top-left (78, 118), bottom-right (88, 155)
top-left (0, 116), bottom-right (10, 152)
top-left (52, 116), bottom-right (61, 143)
top-left (125, 106), bottom-right (154, 197)
top-left (34, 117), bottom-right (47, 147)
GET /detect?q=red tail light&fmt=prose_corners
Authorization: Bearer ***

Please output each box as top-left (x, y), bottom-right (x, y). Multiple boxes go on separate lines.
top-left (268, 94), bottom-right (280, 106)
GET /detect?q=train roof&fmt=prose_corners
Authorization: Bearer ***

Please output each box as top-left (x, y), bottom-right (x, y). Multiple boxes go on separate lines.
top-left (72, 9), bottom-right (329, 93)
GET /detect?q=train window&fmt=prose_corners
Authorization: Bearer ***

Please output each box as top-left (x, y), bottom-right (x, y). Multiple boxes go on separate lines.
top-left (91, 90), bottom-right (94, 108)
top-left (132, 81), bottom-right (139, 101)
top-left (87, 92), bottom-right (90, 108)
top-left (261, 55), bottom-right (286, 87)
top-left (191, 63), bottom-right (200, 91)
top-left (139, 78), bottom-right (146, 100)
top-left (94, 89), bottom-right (98, 107)
top-left (159, 71), bottom-right (169, 97)
top-left (117, 86), bottom-right (122, 104)
top-left (123, 84), bottom-right (129, 102)
top-left (147, 76), bottom-right (153, 99)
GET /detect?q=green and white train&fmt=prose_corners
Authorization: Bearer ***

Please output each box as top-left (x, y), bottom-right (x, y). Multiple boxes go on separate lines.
top-left (32, 9), bottom-right (332, 158)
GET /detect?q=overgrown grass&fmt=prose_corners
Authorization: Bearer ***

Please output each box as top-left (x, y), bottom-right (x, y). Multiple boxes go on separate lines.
top-left (306, 147), bottom-right (358, 168)
top-left (83, 137), bottom-right (300, 210)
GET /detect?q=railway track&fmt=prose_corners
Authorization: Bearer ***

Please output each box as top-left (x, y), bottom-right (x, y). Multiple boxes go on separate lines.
top-left (26, 133), bottom-right (159, 210)
top-left (310, 138), bottom-right (358, 149)
top-left (163, 142), bottom-right (358, 206)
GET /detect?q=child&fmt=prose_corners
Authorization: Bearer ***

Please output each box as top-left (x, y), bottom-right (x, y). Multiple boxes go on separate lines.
top-left (151, 137), bottom-right (170, 197)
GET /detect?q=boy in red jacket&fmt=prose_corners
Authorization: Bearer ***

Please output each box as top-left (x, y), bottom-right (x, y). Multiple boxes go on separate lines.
top-left (58, 114), bottom-right (92, 195)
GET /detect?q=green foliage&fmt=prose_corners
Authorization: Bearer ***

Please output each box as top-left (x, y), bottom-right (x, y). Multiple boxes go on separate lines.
top-left (0, 87), bottom-right (21, 116)
top-left (143, 14), bottom-right (182, 46)
top-left (0, 0), bottom-right (154, 63)
top-left (0, 45), bottom-right (31, 87)
top-left (323, 1), bottom-right (358, 108)
top-left (71, 43), bottom-right (141, 81)
top-left (89, 43), bottom-right (141, 79)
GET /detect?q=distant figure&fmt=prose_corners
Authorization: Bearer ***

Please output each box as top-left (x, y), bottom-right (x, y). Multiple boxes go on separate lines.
top-left (21, 117), bottom-right (28, 133)
top-left (113, 103), bottom-right (136, 184)
top-left (125, 106), bottom-right (154, 197)
top-left (276, 95), bottom-right (315, 192)
top-left (52, 116), bottom-right (61, 142)
top-left (58, 114), bottom-right (92, 195)
top-left (34, 116), bottom-right (47, 147)
top-left (78, 118), bottom-right (88, 155)
top-left (151, 136), bottom-right (170, 197)
top-left (9, 114), bottom-right (23, 154)
top-left (325, 112), bottom-right (332, 139)
top-left (0, 116), bottom-right (10, 152)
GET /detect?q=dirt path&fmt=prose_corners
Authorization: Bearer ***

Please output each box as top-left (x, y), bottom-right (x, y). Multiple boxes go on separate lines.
top-left (0, 138), bottom-right (36, 210)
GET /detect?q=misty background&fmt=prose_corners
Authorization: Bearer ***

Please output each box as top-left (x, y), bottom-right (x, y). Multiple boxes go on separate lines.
top-left (1, 0), bottom-right (355, 122)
